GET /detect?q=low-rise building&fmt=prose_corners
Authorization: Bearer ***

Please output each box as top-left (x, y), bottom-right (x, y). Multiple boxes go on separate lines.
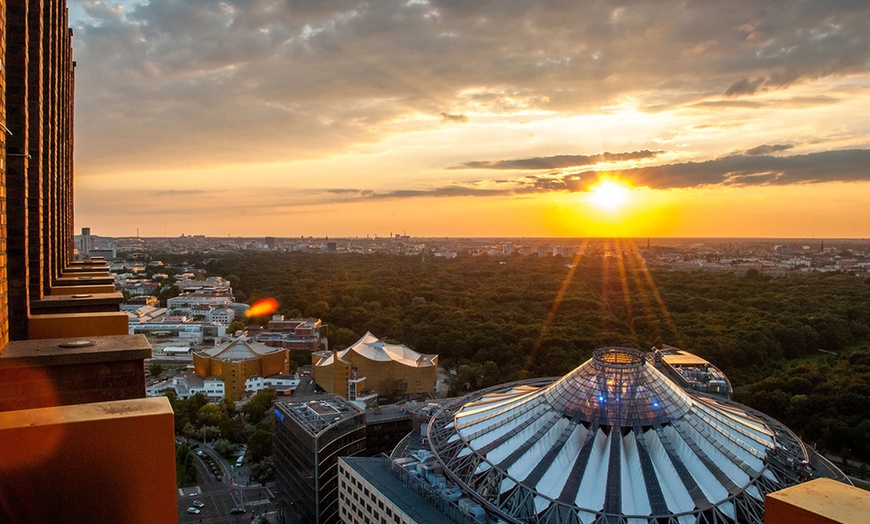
top-left (193, 337), bottom-right (291, 401)
top-left (311, 332), bottom-right (437, 402)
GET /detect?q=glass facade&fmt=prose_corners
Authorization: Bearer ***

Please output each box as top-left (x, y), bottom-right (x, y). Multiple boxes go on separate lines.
top-left (275, 397), bottom-right (366, 524)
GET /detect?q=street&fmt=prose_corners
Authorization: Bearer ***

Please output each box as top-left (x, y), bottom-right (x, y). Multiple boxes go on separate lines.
top-left (178, 441), bottom-right (277, 523)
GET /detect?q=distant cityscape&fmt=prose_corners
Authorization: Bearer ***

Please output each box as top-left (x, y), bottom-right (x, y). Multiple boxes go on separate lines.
top-left (79, 229), bottom-right (870, 276)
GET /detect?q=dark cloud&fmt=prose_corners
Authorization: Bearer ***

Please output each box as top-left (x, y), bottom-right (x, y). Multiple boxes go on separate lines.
top-left (335, 149), bottom-right (870, 201)
top-left (744, 144), bottom-right (793, 156)
top-left (453, 150), bottom-right (663, 170)
top-left (724, 77), bottom-right (766, 97)
top-left (363, 187), bottom-right (509, 199)
top-left (617, 149), bottom-right (870, 189)
top-left (440, 113), bottom-right (470, 124)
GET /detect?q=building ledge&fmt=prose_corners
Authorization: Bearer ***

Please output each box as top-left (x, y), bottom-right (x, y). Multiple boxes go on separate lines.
top-left (62, 265), bottom-right (110, 273)
top-left (52, 275), bottom-right (115, 286)
top-left (765, 478), bottom-right (870, 524)
top-left (66, 259), bottom-right (109, 269)
top-left (0, 335), bottom-right (152, 411)
top-left (0, 396), bottom-right (178, 524)
top-left (27, 311), bottom-right (129, 339)
top-left (60, 270), bottom-right (111, 278)
top-left (31, 291), bottom-right (124, 315)
top-left (49, 284), bottom-right (117, 295)
top-left (0, 334), bottom-right (151, 368)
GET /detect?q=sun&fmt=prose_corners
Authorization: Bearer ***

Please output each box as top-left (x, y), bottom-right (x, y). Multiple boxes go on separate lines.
top-left (587, 177), bottom-right (631, 211)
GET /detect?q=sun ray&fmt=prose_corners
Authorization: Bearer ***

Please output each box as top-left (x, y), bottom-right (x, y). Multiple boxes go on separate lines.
top-left (614, 239), bottom-right (638, 347)
top-left (623, 239), bottom-right (685, 349)
top-left (526, 240), bottom-right (590, 370)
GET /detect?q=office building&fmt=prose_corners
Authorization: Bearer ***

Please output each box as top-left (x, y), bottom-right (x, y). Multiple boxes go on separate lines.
top-left (274, 394), bottom-right (366, 524)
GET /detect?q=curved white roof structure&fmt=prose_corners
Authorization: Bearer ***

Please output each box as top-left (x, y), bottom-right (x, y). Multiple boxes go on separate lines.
top-left (425, 347), bottom-right (828, 524)
top-left (319, 332), bottom-right (436, 368)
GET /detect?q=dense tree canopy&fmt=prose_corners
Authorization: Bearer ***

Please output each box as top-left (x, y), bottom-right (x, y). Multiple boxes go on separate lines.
top-left (159, 250), bottom-right (870, 461)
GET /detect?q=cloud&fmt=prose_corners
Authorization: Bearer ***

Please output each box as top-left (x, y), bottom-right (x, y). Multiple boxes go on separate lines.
top-left (612, 149), bottom-right (870, 190)
top-left (724, 77), bottom-right (766, 97)
top-left (150, 189), bottom-right (218, 196)
top-left (70, 1), bottom-right (870, 174)
top-left (343, 149), bottom-right (870, 200)
top-left (744, 144), bottom-right (793, 156)
top-left (440, 113), bottom-right (469, 124)
top-left (453, 150), bottom-right (663, 170)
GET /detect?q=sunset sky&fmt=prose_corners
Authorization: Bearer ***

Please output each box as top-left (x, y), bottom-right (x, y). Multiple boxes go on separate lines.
top-left (70, 1), bottom-right (870, 238)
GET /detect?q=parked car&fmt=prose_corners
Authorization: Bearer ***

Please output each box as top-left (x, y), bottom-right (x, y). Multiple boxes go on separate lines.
top-left (192, 500), bottom-right (204, 508)
top-left (186, 507), bottom-right (201, 515)
top-left (229, 507), bottom-right (246, 515)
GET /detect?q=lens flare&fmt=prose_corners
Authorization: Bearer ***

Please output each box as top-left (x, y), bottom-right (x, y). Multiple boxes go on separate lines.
top-left (245, 298), bottom-right (279, 318)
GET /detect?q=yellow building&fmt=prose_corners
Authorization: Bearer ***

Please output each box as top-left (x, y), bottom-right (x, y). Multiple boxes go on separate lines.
top-left (193, 337), bottom-right (290, 400)
top-left (312, 332), bottom-right (437, 401)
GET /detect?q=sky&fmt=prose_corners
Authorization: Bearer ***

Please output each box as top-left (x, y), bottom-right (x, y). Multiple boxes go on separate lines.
top-left (70, 0), bottom-right (870, 238)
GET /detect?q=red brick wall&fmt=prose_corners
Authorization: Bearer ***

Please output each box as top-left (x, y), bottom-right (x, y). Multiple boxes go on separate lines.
top-left (0, 0), bottom-right (9, 350)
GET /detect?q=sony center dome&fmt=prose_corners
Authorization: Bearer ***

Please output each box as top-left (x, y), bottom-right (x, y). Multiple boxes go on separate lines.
top-left (425, 347), bottom-right (839, 524)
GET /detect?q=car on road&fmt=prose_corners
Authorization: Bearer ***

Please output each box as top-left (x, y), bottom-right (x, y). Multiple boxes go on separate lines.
top-left (186, 507), bottom-right (201, 515)
top-left (196, 450), bottom-right (205, 457)
top-left (192, 500), bottom-right (204, 508)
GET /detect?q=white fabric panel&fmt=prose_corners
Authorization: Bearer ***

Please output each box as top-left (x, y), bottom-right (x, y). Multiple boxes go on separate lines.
top-left (499, 477), bottom-right (516, 495)
top-left (506, 417), bottom-right (570, 481)
top-left (746, 484), bottom-right (761, 501)
top-left (718, 500), bottom-right (735, 520)
top-left (574, 429), bottom-right (609, 510)
top-left (620, 432), bottom-right (651, 516)
top-left (678, 514), bottom-right (696, 524)
top-left (680, 420), bottom-right (750, 487)
top-left (467, 401), bottom-right (546, 449)
top-left (536, 423), bottom-right (587, 499)
top-left (642, 430), bottom-right (694, 514)
top-left (663, 425), bottom-right (728, 503)
top-left (534, 495), bottom-right (550, 513)
top-left (484, 412), bottom-right (557, 465)
top-left (474, 461), bottom-right (491, 475)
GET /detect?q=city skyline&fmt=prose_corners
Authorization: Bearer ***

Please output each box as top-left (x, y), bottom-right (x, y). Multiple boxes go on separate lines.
top-left (71, 1), bottom-right (870, 238)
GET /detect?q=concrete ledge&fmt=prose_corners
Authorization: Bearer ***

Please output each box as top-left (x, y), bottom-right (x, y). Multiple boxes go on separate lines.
top-left (49, 284), bottom-right (117, 295)
top-left (0, 397), bottom-right (178, 524)
top-left (67, 260), bottom-right (109, 269)
top-left (60, 270), bottom-right (111, 278)
top-left (765, 478), bottom-right (870, 524)
top-left (0, 335), bottom-right (152, 410)
top-left (30, 291), bottom-right (123, 315)
top-left (62, 265), bottom-right (110, 273)
top-left (52, 275), bottom-right (115, 286)
top-left (27, 311), bottom-right (130, 339)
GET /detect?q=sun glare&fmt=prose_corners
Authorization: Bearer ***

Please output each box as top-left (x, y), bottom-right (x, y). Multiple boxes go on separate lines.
top-left (587, 178), bottom-right (631, 211)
